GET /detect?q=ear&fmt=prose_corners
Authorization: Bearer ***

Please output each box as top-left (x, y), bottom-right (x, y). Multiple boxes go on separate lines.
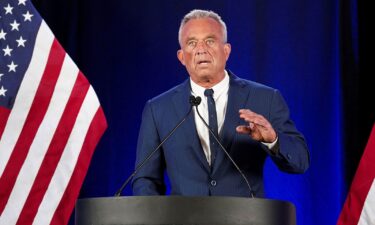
top-left (224, 43), bottom-right (231, 61)
top-left (177, 49), bottom-right (185, 66)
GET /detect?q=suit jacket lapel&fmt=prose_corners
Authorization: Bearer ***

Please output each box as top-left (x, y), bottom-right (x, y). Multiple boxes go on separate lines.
top-left (212, 72), bottom-right (251, 175)
top-left (172, 80), bottom-right (211, 172)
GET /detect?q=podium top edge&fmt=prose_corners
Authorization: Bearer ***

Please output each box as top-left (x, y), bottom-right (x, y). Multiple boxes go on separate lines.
top-left (77, 195), bottom-right (294, 205)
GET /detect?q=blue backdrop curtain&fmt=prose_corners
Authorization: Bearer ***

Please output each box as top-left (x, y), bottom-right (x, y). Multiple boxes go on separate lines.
top-left (31, 0), bottom-right (373, 224)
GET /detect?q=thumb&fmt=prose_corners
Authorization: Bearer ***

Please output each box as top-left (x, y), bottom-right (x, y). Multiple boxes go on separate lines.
top-left (236, 125), bottom-right (251, 134)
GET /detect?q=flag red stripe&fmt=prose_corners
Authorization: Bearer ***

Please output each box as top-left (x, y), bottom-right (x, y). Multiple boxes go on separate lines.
top-left (0, 39), bottom-right (65, 214)
top-left (50, 107), bottom-right (107, 225)
top-left (0, 108), bottom-right (11, 138)
top-left (15, 72), bottom-right (89, 225)
top-left (337, 123), bottom-right (375, 225)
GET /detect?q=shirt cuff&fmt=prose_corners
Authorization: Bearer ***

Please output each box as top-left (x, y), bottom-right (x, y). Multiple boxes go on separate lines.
top-left (262, 137), bottom-right (278, 150)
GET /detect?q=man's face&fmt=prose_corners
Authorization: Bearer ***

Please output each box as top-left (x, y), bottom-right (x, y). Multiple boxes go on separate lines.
top-left (177, 18), bottom-right (231, 86)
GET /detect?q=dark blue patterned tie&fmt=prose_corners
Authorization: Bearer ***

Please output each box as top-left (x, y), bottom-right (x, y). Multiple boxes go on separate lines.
top-left (204, 89), bottom-right (218, 164)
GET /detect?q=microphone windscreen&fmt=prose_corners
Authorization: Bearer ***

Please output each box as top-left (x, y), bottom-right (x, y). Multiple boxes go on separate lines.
top-left (189, 96), bottom-right (201, 106)
top-left (195, 96), bottom-right (202, 105)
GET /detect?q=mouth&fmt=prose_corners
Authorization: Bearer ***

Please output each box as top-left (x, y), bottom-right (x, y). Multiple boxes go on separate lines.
top-left (196, 60), bottom-right (211, 65)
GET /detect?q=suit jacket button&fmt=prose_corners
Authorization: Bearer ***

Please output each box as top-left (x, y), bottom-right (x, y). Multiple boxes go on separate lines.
top-left (210, 180), bottom-right (217, 186)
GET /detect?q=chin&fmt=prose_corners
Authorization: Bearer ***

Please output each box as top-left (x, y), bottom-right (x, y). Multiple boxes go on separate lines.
top-left (196, 69), bottom-right (213, 76)
top-left (197, 74), bottom-right (212, 81)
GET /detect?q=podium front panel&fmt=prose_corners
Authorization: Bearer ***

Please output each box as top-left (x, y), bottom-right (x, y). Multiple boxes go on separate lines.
top-left (75, 196), bottom-right (296, 225)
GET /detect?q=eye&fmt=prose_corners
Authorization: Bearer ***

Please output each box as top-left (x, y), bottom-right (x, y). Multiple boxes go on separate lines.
top-left (187, 40), bottom-right (197, 48)
top-left (206, 39), bottom-right (215, 46)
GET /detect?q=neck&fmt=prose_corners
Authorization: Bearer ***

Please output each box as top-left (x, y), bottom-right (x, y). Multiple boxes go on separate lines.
top-left (192, 71), bottom-right (226, 89)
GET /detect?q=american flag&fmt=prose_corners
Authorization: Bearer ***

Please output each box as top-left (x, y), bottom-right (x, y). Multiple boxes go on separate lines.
top-left (0, 0), bottom-right (107, 224)
top-left (337, 124), bottom-right (375, 225)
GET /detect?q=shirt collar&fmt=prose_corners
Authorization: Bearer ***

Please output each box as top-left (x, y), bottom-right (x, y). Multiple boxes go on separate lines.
top-left (190, 70), bottom-right (230, 100)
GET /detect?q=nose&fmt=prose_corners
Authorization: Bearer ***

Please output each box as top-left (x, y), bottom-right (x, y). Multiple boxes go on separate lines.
top-left (195, 41), bottom-right (208, 55)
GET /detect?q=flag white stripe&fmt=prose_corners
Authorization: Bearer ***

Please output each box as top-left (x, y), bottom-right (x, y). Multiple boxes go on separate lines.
top-left (33, 87), bottom-right (100, 225)
top-left (358, 178), bottom-right (375, 225)
top-left (0, 21), bottom-right (53, 178)
top-left (0, 54), bottom-right (78, 224)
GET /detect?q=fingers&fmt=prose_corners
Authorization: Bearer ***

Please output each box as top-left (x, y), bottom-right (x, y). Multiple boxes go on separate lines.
top-left (236, 125), bottom-right (262, 140)
top-left (236, 125), bottom-right (251, 134)
top-left (238, 109), bottom-right (269, 128)
top-left (237, 124), bottom-right (264, 140)
top-left (238, 109), bottom-right (277, 142)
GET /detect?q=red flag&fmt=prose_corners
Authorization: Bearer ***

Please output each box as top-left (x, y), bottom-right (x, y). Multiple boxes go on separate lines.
top-left (337, 123), bottom-right (375, 225)
top-left (0, 1), bottom-right (107, 224)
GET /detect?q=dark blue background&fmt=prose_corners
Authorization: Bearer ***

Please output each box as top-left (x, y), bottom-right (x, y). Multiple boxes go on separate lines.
top-left (31, 0), bottom-right (373, 224)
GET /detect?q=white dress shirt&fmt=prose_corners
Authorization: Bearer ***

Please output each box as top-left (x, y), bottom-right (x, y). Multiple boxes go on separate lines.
top-left (190, 71), bottom-right (230, 165)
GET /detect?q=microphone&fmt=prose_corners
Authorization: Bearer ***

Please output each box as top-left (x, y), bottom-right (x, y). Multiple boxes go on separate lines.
top-left (115, 96), bottom-right (200, 196)
top-left (190, 95), bottom-right (202, 106)
top-left (193, 98), bottom-right (255, 198)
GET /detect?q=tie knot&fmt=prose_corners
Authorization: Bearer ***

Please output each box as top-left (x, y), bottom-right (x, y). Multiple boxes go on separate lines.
top-left (204, 89), bottom-right (214, 97)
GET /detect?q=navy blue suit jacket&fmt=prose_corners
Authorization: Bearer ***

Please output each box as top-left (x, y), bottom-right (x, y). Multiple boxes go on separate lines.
top-left (132, 72), bottom-right (310, 197)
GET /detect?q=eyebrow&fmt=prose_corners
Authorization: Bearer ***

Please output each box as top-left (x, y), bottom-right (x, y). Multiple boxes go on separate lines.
top-left (185, 35), bottom-right (218, 44)
top-left (185, 37), bottom-right (197, 43)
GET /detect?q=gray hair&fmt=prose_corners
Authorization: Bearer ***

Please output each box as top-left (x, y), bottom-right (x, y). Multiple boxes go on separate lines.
top-left (178, 9), bottom-right (228, 46)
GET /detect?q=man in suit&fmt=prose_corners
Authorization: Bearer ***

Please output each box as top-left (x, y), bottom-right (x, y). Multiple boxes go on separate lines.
top-left (132, 9), bottom-right (310, 197)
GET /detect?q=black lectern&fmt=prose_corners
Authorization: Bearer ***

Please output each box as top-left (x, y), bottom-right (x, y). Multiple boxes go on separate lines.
top-left (75, 196), bottom-right (296, 225)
